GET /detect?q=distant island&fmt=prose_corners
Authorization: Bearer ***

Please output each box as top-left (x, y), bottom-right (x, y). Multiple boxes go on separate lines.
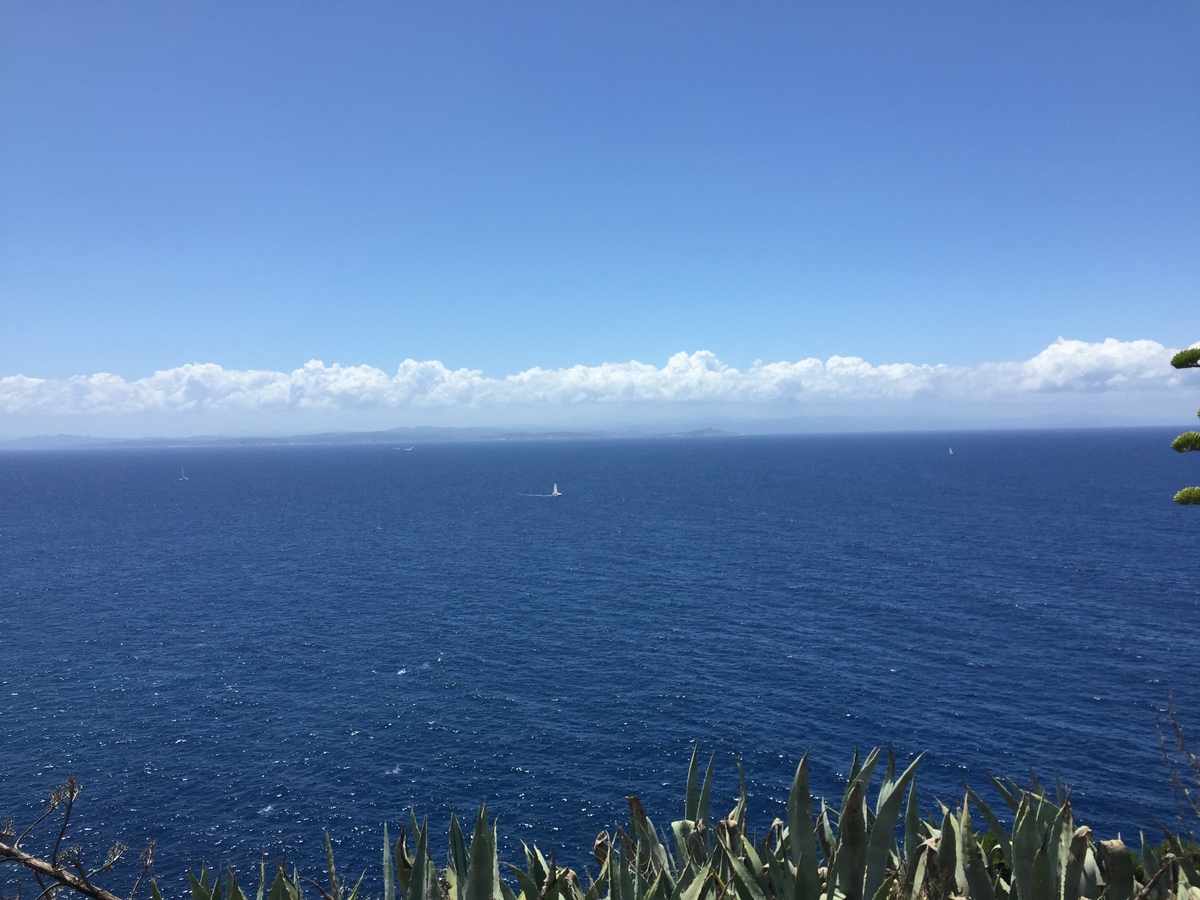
top-left (0, 425), bottom-right (736, 452)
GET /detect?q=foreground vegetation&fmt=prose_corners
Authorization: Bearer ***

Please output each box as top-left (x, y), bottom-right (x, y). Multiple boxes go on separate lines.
top-left (4, 745), bottom-right (1200, 900)
top-left (1172, 347), bottom-right (1200, 504)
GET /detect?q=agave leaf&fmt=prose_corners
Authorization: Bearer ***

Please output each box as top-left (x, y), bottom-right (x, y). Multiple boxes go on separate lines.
top-left (509, 864), bottom-right (541, 900)
top-left (863, 753), bottom-right (922, 900)
top-left (407, 820), bottom-right (430, 900)
top-left (1055, 774), bottom-right (1069, 808)
top-left (654, 862), bottom-right (677, 897)
top-left (733, 754), bottom-right (748, 835)
top-left (902, 780), bottom-right (922, 894)
top-left (443, 863), bottom-right (461, 900)
top-left (955, 801), bottom-right (973, 893)
top-left (1010, 796), bottom-right (1037, 900)
top-left (267, 867), bottom-right (298, 900)
top-left (1164, 833), bottom-right (1200, 887)
top-left (816, 802), bottom-right (835, 867)
top-left (613, 845), bottom-right (636, 900)
top-left (227, 867), bottom-right (249, 900)
top-left (718, 835), bottom-right (768, 900)
top-left (411, 816), bottom-right (444, 900)
top-left (1140, 832), bottom-right (1159, 890)
top-left (907, 847), bottom-right (929, 900)
top-left (1097, 840), bottom-right (1135, 900)
top-left (988, 776), bottom-right (1022, 816)
top-left (965, 783), bottom-right (1013, 867)
top-left (992, 869), bottom-right (1010, 900)
top-left (508, 864), bottom-right (537, 900)
top-left (677, 869), bottom-right (713, 900)
top-left (874, 747), bottom-right (896, 820)
top-left (787, 750), bottom-right (822, 900)
top-left (581, 875), bottom-right (605, 900)
top-left (465, 807), bottom-right (493, 900)
top-left (841, 749), bottom-right (880, 814)
top-left (1045, 799), bottom-right (1073, 893)
top-left (562, 871), bottom-right (589, 900)
top-left (685, 748), bottom-right (702, 823)
top-left (958, 806), bottom-right (995, 900)
top-left (1060, 826), bottom-right (1091, 900)
top-left (1031, 791), bottom-right (1058, 837)
top-left (650, 871), bottom-right (678, 900)
top-left (667, 866), bottom-right (696, 900)
top-left (531, 844), bottom-right (551, 890)
top-left (936, 807), bottom-right (957, 886)
top-left (671, 821), bottom-right (696, 873)
top-left (394, 823), bottom-right (415, 896)
top-left (1079, 844), bottom-right (1102, 900)
top-left (698, 755), bottom-right (715, 827)
top-left (1029, 843), bottom-right (1052, 900)
top-left (869, 873), bottom-right (895, 900)
top-left (835, 780), bottom-right (869, 900)
top-left (764, 849), bottom-right (795, 900)
top-left (447, 814), bottom-right (470, 900)
top-left (384, 825), bottom-right (396, 900)
top-left (739, 834), bottom-right (764, 885)
top-left (396, 835), bottom-right (414, 895)
top-left (1175, 859), bottom-right (1200, 900)
top-left (629, 796), bottom-right (670, 877)
top-left (190, 870), bottom-right (215, 900)
top-left (324, 832), bottom-right (343, 900)
top-left (847, 748), bottom-right (862, 789)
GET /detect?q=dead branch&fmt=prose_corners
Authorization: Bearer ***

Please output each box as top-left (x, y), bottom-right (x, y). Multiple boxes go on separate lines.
top-left (1, 780), bottom-right (155, 900)
top-left (0, 840), bottom-right (123, 900)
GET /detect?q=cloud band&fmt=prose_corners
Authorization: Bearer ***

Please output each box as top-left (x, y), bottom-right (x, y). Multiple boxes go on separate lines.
top-left (0, 338), bottom-right (1186, 418)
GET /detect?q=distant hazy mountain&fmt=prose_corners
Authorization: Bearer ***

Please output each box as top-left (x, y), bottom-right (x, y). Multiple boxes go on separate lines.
top-left (0, 425), bottom-right (736, 451)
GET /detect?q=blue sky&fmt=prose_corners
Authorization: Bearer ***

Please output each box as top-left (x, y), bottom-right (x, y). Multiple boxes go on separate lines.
top-left (1, 2), bottom-right (1197, 437)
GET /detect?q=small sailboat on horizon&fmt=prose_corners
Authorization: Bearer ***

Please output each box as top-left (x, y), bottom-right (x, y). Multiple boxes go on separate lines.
top-left (551, 483), bottom-right (562, 497)
top-left (179, 467), bottom-right (189, 481)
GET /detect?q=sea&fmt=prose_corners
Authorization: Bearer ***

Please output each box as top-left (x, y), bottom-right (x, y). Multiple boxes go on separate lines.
top-left (2, 428), bottom-right (1199, 893)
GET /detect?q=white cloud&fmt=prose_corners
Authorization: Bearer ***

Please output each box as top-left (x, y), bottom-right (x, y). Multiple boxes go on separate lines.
top-left (0, 338), bottom-right (1190, 436)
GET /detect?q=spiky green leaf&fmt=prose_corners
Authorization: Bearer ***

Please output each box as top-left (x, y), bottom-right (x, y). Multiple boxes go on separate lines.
top-left (965, 784), bottom-right (1013, 866)
top-left (864, 754), bottom-right (922, 900)
top-left (835, 780), bottom-right (869, 900)
top-left (787, 751), bottom-right (822, 900)
top-left (1097, 840), bottom-right (1135, 900)
top-left (384, 825), bottom-right (396, 900)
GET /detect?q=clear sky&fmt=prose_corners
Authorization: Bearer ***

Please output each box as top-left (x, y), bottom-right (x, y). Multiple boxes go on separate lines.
top-left (1, 2), bottom-right (1197, 438)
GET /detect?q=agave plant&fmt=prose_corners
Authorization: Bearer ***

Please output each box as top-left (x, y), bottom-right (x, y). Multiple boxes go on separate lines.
top-left (568, 747), bottom-right (1197, 900)
top-left (9, 749), bottom-right (1200, 900)
top-left (186, 832), bottom-right (363, 900)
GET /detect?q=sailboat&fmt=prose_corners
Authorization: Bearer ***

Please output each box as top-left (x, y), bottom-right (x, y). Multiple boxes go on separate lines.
top-left (949, 447), bottom-right (954, 456)
top-left (551, 483), bottom-right (562, 497)
top-left (179, 467), bottom-right (189, 481)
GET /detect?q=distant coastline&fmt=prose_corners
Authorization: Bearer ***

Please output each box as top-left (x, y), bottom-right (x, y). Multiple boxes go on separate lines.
top-left (0, 425), bottom-right (736, 452)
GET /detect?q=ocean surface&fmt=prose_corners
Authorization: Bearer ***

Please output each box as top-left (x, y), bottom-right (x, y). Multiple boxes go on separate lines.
top-left (2, 428), bottom-right (1199, 892)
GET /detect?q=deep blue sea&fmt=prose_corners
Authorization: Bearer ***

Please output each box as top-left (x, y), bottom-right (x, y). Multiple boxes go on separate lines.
top-left (2, 429), bottom-right (1199, 892)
